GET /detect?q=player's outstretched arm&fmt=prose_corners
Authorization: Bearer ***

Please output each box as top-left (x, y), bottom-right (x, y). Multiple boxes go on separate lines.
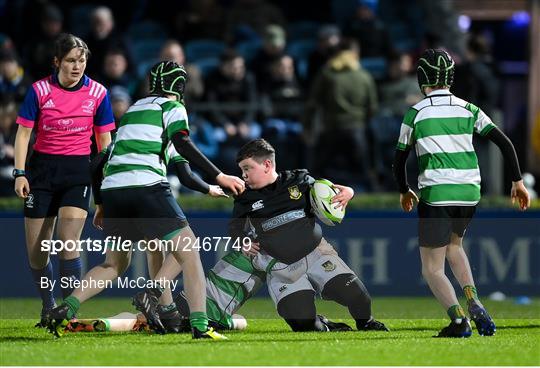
top-left (484, 127), bottom-right (530, 210)
top-left (174, 161), bottom-right (227, 197)
top-left (171, 133), bottom-right (244, 195)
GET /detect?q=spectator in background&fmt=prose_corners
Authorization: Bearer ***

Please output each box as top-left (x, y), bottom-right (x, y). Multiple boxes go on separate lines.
top-left (453, 34), bottom-right (499, 117)
top-left (379, 52), bottom-right (422, 116)
top-left (159, 40), bottom-right (204, 104)
top-left (25, 4), bottom-right (64, 79)
top-left (0, 98), bottom-right (17, 197)
top-left (225, 0), bottom-right (286, 42)
top-left (173, 0), bottom-right (225, 42)
top-left (86, 6), bottom-right (134, 77)
top-left (374, 52), bottom-right (422, 190)
top-left (109, 86), bottom-right (132, 124)
top-left (0, 49), bottom-right (33, 103)
top-left (303, 39), bottom-right (378, 189)
top-left (306, 25), bottom-right (341, 87)
top-left (0, 33), bottom-right (15, 53)
top-left (159, 43), bottom-right (217, 163)
top-left (452, 34), bottom-right (500, 195)
top-left (260, 54), bottom-right (304, 169)
top-left (98, 48), bottom-right (135, 94)
top-left (251, 25), bottom-right (286, 91)
top-left (205, 49), bottom-right (259, 173)
top-left (261, 55), bottom-right (304, 119)
top-left (343, 2), bottom-right (393, 59)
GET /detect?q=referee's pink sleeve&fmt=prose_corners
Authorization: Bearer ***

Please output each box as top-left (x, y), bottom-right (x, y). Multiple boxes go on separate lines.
top-left (16, 116), bottom-right (35, 128)
top-left (94, 122), bottom-right (116, 133)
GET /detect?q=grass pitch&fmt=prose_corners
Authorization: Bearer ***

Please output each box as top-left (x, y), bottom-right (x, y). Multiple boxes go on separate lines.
top-left (1, 297), bottom-right (539, 366)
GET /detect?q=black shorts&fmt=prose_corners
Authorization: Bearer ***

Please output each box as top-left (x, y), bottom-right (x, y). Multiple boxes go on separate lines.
top-left (24, 152), bottom-right (91, 218)
top-left (418, 201), bottom-right (476, 248)
top-left (101, 182), bottom-right (188, 241)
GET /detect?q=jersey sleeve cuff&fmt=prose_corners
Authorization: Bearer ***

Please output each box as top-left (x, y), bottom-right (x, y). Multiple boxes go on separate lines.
top-left (94, 122), bottom-right (116, 133)
top-left (399, 185), bottom-right (410, 194)
top-left (396, 142), bottom-right (410, 151)
top-left (16, 116), bottom-right (34, 128)
top-left (479, 124), bottom-right (496, 136)
top-left (171, 156), bottom-right (188, 164)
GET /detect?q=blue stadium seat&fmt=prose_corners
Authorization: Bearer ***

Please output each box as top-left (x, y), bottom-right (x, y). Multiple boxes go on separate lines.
top-left (128, 21), bottom-right (167, 42)
top-left (132, 39), bottom-right (164, 64)
top-left (286, 21), bottom-right (321, 41)
top-left (236, 40), bottom-right (262, 63)
top-left (393, 39), bottom-right (418, 52)
top-left (194, 57), bottom-right (220, 78)
top-left (296, 59), bottom-right (309, 81)
top-left (185, 40), bottom-right (226, 61)
top-left (286, 40), bottom-right (316, 80)
top-left (361, 57), bottom-right (387, 80)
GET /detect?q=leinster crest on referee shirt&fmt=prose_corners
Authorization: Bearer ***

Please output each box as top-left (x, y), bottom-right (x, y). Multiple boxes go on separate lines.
top-left (288, 185), bottom-right (302, 200)
top-left (322, 260), bottom-right (336, 272)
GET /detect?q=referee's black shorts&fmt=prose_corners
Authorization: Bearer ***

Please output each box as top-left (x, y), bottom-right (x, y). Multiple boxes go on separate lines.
top-left (417, 201), bottom-right (476, 248)
top-left (24, 152), bottom-right (91, 218)
top-left (101, 182), bottom-right (188, 242)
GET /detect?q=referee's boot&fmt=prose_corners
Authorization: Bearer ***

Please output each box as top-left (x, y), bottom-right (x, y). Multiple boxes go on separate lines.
top-left (35, 304), bottom-right (56, 328)
top-left (192, 326), bottom-right (228, 340)
top-left (46, 304), bottom-right (72, 338)
top-left (132, 288), bottom-right (166, 334)
top-left (468, 301), bottom-right (496, 336)
top-left (434, 318), bottom-right (472, 338)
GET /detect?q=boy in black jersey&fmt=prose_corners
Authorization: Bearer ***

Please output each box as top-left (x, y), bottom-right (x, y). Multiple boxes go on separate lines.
top-left (230, 139), bottom-right (388, 332)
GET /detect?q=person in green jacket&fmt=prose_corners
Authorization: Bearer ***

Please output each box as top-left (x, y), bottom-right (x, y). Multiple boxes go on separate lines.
top-left (303, 38), bottom-right (378, 189)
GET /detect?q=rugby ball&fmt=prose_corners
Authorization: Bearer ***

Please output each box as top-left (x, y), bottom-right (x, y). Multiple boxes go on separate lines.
top-left (310, 179), bottom-right (345, 226)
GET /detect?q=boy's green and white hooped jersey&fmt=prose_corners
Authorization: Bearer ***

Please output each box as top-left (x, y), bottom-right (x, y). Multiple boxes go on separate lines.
top-left (206, 252), bottom-right (266, 329)
top-left (396, 90), bottom-right (496, 206)
top-left (101, 96), bottom-right (189, 190)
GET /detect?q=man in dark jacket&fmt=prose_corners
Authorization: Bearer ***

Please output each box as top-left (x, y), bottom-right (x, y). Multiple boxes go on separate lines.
top-left (303, 39), bottom-right (378, 189)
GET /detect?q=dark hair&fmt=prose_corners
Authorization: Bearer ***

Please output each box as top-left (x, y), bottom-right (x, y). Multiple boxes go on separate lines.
top-left (220, 48), bottom-right (241, 64)
top-left (54, 33), bottom-right (91, 62)
top-left (236, 139), bottom-right (276, 164)
top-left (105, 47), bottom-right (127, 58)
top-left (337, 38), bottom-right (359, 53)
top-left (328, 37), bottom-right (359, 58)
top-left (0, 48), bottom-right (18, 63)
